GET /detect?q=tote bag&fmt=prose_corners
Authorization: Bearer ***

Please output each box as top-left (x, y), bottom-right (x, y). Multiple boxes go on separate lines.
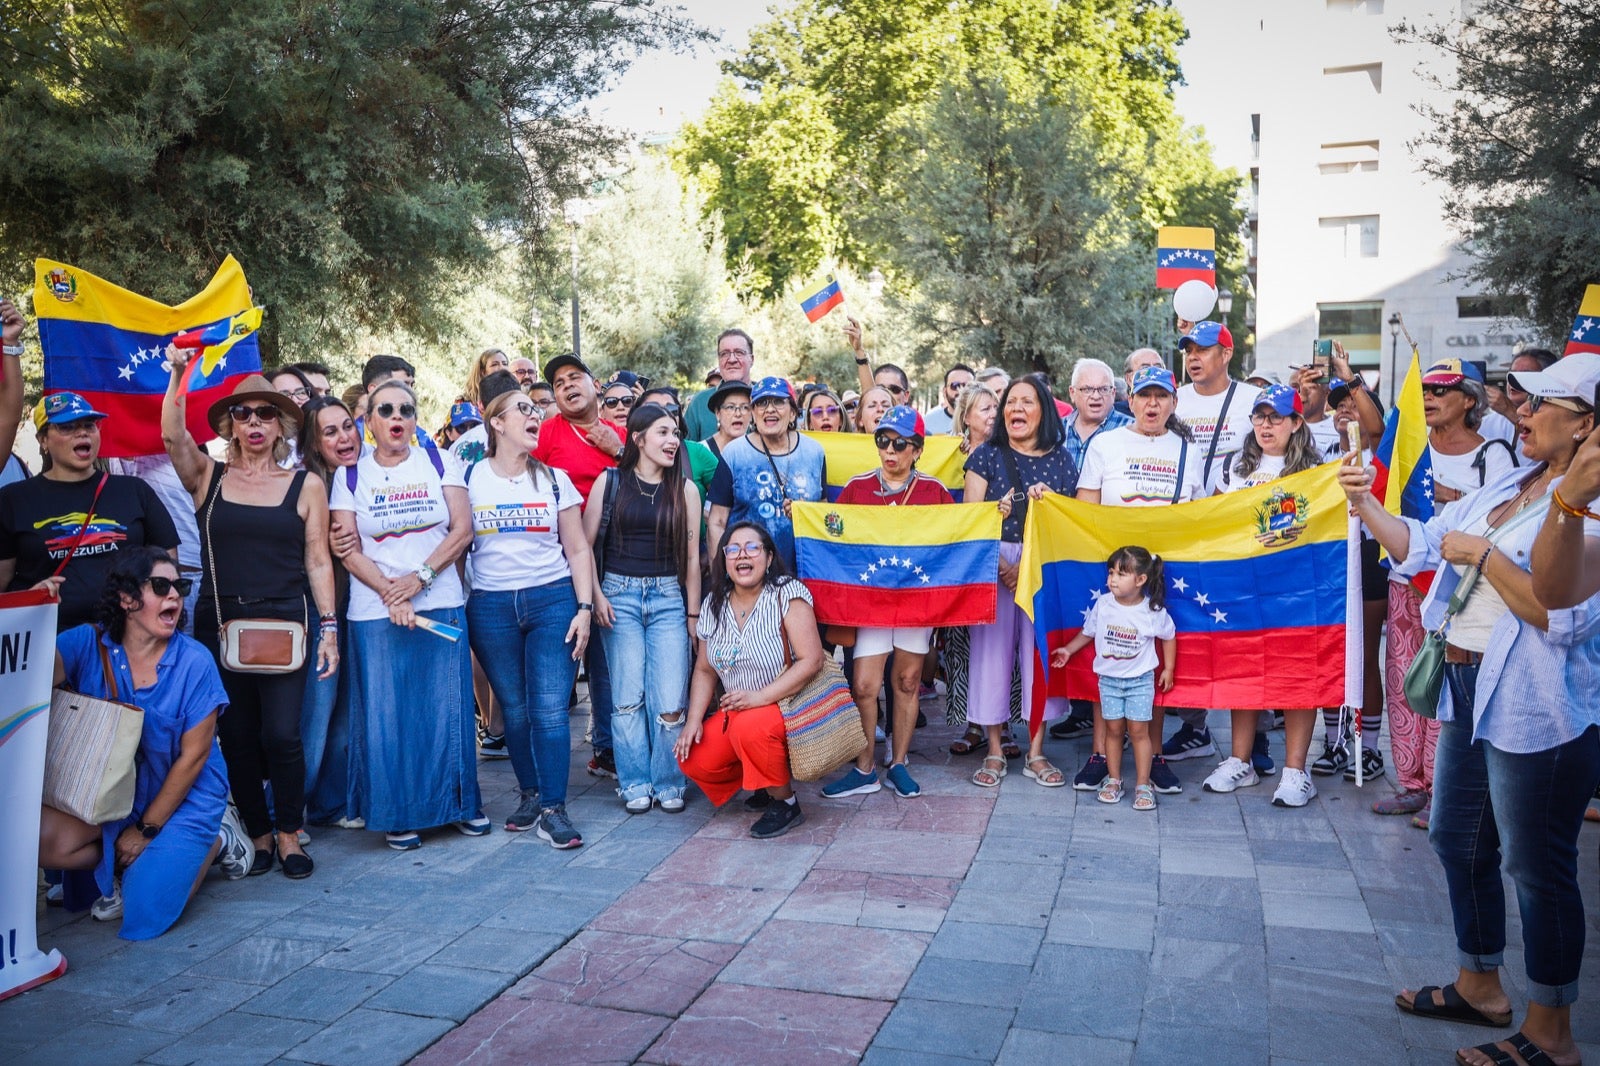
top-left (43, 634), bottom-right (144, 824)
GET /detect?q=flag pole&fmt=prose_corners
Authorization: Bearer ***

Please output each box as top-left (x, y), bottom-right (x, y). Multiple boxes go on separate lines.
top-left (1345, 424), bottom-right (1365, 786)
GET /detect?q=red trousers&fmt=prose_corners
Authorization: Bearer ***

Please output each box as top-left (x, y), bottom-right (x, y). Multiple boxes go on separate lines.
top-left (679, 704), bottom-right (791, 807)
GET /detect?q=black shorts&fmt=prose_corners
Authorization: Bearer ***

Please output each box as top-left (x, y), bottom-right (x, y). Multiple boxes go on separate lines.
top-left (1360, 536), bottom-right (1389, 603)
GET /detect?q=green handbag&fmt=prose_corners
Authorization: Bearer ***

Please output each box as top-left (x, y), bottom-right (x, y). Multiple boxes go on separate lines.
top-left (1402, 577), bottom-right (1477, 720)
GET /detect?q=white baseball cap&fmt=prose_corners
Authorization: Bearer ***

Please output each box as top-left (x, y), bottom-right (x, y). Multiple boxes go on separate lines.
top-left (1509, 353), bottom-right (1600, 406)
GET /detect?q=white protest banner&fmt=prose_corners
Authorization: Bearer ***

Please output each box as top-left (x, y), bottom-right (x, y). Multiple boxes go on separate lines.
top-left (0, 590), bottom-right (66, 1002)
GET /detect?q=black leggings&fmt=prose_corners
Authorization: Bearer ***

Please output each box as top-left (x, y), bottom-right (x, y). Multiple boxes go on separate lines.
top-left (196, 599), bottom-right (309, 838)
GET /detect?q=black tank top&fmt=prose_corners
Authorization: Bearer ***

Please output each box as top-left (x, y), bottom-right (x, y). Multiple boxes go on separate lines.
top-left (605, 471), bottom-right (676, 578)
top-left (198, 464), bottom-right (309, 601)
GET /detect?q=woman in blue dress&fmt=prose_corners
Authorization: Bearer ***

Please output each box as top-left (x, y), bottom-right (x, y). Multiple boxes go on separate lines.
top-left (38, 547), bottom-right (249, 940)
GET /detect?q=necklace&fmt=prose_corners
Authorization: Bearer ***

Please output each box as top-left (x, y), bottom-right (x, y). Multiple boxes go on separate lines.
top-left (632, 471), bottom-right (660, 503)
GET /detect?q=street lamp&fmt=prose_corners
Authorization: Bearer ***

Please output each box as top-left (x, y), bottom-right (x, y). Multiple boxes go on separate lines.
top-left (563, 198), bottom-right (587, 358)
top-left (529, 308), bottom-right (543, 365)
top-left (1217, 289), bottom-right (1234, 317)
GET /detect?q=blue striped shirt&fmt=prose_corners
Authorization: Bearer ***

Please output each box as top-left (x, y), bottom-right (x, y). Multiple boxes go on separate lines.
top-left (1062, 409), bottom-right (1134, 472)
top-left (1392, 464), bottom-right (1600, 753)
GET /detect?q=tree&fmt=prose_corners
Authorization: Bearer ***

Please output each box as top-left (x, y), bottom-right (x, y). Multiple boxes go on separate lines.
top-left (0, 0), bottom-right (700, 360)
top-left (1399, 0), bottom-right (1600, 343)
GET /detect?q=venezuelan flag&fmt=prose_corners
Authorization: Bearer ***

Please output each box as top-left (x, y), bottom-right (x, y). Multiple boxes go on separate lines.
top-left (795, 502), bottom-right (1000, 628)
top-left (34, 257), bottom-right (263, 457)
top-left (1372, 351), bottom-right (1434, 524)
top-left (797, 273), bottom-right (845, 323)
top-left (1564, 284), bottom-right (1600, 357)
top-left (803, 431), bottom-right (967, 501)
top-left (1018, 465), bottom-right (1350, 710)
top-left (1155, 225), bottom-right (1216, 290)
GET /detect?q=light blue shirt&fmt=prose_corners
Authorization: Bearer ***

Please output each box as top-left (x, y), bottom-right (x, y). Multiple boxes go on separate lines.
top-left (1391, 464), bottom-right (1600, 753)
top-left (1062, 409), bottom-right (1133, 472)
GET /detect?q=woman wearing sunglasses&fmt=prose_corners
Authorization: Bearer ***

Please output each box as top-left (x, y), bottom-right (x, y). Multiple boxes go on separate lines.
top-left (328, 380), bottom-right (483, 851)
top-left (162, 361), bottom-right (337, 879)
top-left (821, 407), bottom-right (953, 802)
top-left (803, 387), bottom-right (852, 434)
top-left (600, 379), bottom-right (637, 421)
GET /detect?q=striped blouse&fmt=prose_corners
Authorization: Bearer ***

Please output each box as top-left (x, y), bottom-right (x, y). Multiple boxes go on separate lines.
top-left (697, 579), bottom-right (814, 695)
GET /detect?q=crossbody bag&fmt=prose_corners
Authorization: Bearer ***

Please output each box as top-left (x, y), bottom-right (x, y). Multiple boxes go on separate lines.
top-left (204, 466), bottom-right (307, 675)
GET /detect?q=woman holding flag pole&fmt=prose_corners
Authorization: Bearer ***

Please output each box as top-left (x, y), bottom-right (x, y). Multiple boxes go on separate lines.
top-left (1340, 353), bottom-right (1600, 1066)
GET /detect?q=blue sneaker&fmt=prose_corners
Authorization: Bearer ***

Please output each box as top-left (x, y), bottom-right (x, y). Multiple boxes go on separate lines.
top-left (454, 814), bottom-right (492, 836)
top-left (1149, 755), bottom-right (1183, 794)
top-left (885, 763), bottom-right (921, 798)
top-left (1072, 752), bottom-right (1109, 791)
top-left (822, 766), bottom-right (881, 798)
top-left (1162, 722), bottom-right (1215, 761)
top-left (1251, 731), bottom-right (1277, 776)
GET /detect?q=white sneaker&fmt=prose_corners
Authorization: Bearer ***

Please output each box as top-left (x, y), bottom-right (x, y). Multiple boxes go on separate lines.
top-left (217, 804), bottom-right (252, 880)
top-left (91, 886), bottom-right (123, 922)
top-left (1272, 767), bottom-right (1318, 808)
top-left (1202, 756), bottom-right (1259, 794)
top-left (335, 816), bottom-right (366, 829)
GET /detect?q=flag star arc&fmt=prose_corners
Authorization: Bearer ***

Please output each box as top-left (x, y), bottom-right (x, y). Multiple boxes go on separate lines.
top-left (1194, 591), bottom-right (1210, 607)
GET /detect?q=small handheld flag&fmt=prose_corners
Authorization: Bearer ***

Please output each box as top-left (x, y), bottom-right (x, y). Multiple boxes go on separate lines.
top-left (174, 306), bottom-right (264, 396)
top-left (1156, 226), bottom-right (1216, 290)
top-left (1564, 284), bottom-right (1600, 357)
top-left (798, 274), bottom-right (845, 324)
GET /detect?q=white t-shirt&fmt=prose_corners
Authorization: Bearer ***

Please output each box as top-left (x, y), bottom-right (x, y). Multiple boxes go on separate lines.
top-left (329, 447), bottom-right (467, 621)
top-left (1177, 381), bottom-right (1263, 494)
top-left (1219, 452), bottom-right (1287, 493)
top-left (1305, 416), bottom-right (1343, 459)
top-left (1084, 595), bottom-right (1175, 679)
top-left (449, 424), bottom-right (488, 464)
top-left (1430, 439), bottom-right (1517, 495)
top-left (1480, 410), bottom-right (1516, 447)
top-left (1078, 426), bottom-right (1204, 506)
top-left (465, 462), bottom-right (579, 592)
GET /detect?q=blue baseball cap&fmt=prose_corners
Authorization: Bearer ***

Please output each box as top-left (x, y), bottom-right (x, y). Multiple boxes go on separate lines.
top-left (1254, 384), bottom-right (1303, 417)
top-left (875, 405), bottom-right (925, 441)
top-left (38, 391), bottom-right (108, 427)
top-left (1130, 366), bottom-right (1178, 395)
top-left (749, 375), bottom-right (797, 406)
top-left (1178, 321), bottom-right (1234, 351)
top-left (450, 401), bottom-right (483, 429)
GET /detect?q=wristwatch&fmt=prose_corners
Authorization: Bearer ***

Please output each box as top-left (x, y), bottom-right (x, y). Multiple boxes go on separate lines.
top-left (135, 820), bottom-right (162, 839)
top-left (1, 344), bottom-right (22, 357)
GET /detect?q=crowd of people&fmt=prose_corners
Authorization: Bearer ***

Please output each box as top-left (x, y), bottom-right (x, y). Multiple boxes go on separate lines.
top-left (6, 292), bottom-right (1600, 1066)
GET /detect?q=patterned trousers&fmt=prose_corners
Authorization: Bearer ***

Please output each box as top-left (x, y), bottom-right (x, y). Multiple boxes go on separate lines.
top-left (1384, 580), bottom-right (1438, 793)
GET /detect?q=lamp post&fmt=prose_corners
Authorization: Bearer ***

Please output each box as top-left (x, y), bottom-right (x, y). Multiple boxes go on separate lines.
top-left (1217, 289), bottom-right (1234, 317)
top-left (1388, 312), bottom-right (1401, 404)
top-left (563, 198), bottom-right (586, 358)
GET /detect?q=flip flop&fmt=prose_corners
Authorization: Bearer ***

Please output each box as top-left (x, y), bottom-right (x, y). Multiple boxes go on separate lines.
top-left (1395, 983), bottom-right (1512, 1029)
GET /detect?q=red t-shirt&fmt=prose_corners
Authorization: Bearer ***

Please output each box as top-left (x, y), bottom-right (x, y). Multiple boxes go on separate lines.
top-left (532, 414), bottom-right (626, 507)
top-left (838, 470), bottom-right (954, 507)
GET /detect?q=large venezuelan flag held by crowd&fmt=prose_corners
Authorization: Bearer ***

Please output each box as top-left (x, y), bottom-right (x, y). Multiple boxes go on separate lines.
top-left (34, 256), bottom-right (263, 457)
top-left (794, 502), bottom-right (1000, 628)
top-left (802, 431), bottom-right (968, 501)
top-left (1018, 465), bottom-right (1350, 710)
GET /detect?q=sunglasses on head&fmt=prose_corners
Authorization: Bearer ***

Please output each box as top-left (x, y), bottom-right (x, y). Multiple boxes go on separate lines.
top-left (229, 403), bottom-right (281, 424)
top-left (147, 575), bottom-right (194, 597)
top-left (374, 402), bottom-right (417, 420)
top-left (874, 432), bottom-right (916, 452)
top-left (601, 395), bottom-right (636, 410)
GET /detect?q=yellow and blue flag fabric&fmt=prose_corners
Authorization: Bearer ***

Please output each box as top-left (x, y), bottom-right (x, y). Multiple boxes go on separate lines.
top-left (1565, 283), bottom-right (1600, 357)
top-left (802, 431), bottom-right (968, 501)
top-left (34, 256), bottom-right (263, 457)
top-left (795, 502), bottom-right (1000, 628)
top-left (797, 274), bottom-right (845, 323)
top-left (1156, 225), bottom-right (1216, 289)
top-left (1018, 465), bottom-right (1350, 711)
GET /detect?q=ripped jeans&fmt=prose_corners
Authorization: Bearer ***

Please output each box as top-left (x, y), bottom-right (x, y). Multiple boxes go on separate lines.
top-left (600, 574), bottom-right (690, 804)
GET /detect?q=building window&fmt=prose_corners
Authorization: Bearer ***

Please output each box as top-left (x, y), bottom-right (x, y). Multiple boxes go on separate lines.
top-left (1317, 302), bottom-right (1385, 366)
top-left (1319, 215), bottom-right (1380, 258)
top-left (1318, 140), bottom-right (1380, 175)
top-left (1323, 62), bottom-right (1383, 94)
top-left (1326, 0), bottom-right (1385, 13)
top-left (1457, 295), bottom-right (1529, 319)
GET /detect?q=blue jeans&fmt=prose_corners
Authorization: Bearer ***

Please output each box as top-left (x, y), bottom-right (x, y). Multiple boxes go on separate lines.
top-left (300, 625), bottom-right (351, 824)
top-left (1099, 673), bottom-right (1154, 723)
top-left (1430, 663), bottom-right (1600, 1008)
top-left (586, 618), bottom-right (613, 753)
top-left (600, 574), bottom-right (689, 803)
top-left (466, 581), bottom-right (582, 807)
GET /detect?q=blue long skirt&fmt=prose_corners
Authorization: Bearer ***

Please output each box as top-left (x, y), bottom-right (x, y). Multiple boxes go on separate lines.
top-left (347, 608), bottom-right (479, 833)
top-left (300, 626), bottom-right (352, 825)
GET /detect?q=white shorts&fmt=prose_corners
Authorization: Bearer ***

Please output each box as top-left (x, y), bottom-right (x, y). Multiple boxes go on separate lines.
top-left (854, 625), bottom-right (934, 658)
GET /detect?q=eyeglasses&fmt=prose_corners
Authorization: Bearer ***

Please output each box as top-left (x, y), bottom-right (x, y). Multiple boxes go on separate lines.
top-left (146, 576), bottom-right (194, 598)
top-left (601, 395), bottom-right (636, 410)
top-left (883, 383), bottom-right (908, 396)
top-left (875, 433), bottom-right (917, 452)
top-left (810, 405), bottom-right (841, 418)
top-left (1423, 385), bottom-right (1460, 398)
top-left (509, 401), bottom-right (538, 418)
top-left (1073, 385), bottom-right (1114, 398)
top-left (1529, 394), bottom-right (1593, 414)
top-left (373, 402), bottom-right (417, 420)
top-left (718, 348), bottom-right (751, 360)
top-left (229, 403), bottom-right (281, 424)
top-left (278, 386), bottom-right (310, 402)
top-left (752, 397), bottom-right (789, 410)
top-left (531, 396), bottom-right (556, 408)
top-left (723, 542), bottom-right (764, 558)
top-left (1249, 411), bottom-right (1290, 426)
top-left (720, 404), bottom-right (752, 417)
top-left (53, 418), bottom-right (100, 435)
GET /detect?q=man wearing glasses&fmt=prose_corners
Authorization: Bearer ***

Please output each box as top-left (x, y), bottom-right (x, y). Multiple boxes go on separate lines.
top-left (922, 364), bottom-right (975, 435)
top-left (509, 356), bottom-right (539, 387)
top-left (685, 329), bottom-right (756, 442)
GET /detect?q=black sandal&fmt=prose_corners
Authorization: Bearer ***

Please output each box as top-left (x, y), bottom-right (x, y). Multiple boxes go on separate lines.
top-left (948, 726), bottom-right (984, 756)
top-left (1396, 983), bottom-right (1512, 1028)
top-left (1454, 1033), bottom-right (1561, 1066)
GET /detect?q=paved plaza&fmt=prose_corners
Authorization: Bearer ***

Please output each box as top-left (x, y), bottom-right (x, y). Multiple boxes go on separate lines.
top-left (7, 698), bottom-right (1600, 1065)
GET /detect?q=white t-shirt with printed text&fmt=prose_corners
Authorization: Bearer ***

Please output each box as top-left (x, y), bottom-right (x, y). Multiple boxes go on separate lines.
top-left (1078, 426), bottom-right (1204, 507)
top-left (1177, 381), bottom-right (1263, 494)
top-left (1219, 452), bottom-right (1287, 493)
top-left (1084, 595), bottom-right (1175, 679)
top-left (465, 463), bottom-right (580, 592)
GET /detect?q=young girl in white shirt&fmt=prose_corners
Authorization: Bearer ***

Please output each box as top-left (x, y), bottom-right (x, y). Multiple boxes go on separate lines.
top-left (1051, 546), bottom-right (1175, 811)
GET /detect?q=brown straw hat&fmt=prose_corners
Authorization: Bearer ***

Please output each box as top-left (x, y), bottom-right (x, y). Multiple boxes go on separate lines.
top-left (207, 374), bottom-right (303, 435)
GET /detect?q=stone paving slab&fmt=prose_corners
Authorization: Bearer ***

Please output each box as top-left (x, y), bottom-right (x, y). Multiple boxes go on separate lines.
top-left (8, 706), bottom-right (1600, 1064)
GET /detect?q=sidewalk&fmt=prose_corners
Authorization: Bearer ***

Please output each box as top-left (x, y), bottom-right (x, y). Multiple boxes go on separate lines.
top-left (6, 704), bottom-right (1599, 1065)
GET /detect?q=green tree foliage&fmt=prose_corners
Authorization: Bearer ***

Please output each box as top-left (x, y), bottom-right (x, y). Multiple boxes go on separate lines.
top-left (1399, 0), bottom-right (1600, 343)
top-left (676, 0), bottom-right (1242, 318)
top-left (0, 0), bottom-right (699, 360)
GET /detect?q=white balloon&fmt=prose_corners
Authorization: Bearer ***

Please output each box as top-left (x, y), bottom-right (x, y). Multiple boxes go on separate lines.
top-left (1172, 280), bottom-right (1217, 322)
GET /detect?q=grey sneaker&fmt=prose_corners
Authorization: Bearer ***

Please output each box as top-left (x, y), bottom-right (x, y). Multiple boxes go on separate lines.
top-left (505, 791), bottom-right (541, 832)
top-left (535, 805), bottom-right (583, 849)
top-left (91, 885), bottom-right (123, 922)
top-left (217, 804), bottom-right (252, 880)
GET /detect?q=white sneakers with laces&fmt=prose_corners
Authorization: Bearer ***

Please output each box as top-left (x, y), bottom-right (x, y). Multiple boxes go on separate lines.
top-left (1202, 756), bottom-right (1260, 794)
top-left (1272, 767), bottom-right (1319, 808)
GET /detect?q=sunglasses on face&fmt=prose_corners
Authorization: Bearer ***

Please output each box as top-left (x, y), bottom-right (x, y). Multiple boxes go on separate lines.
top-left (723, 542), bottom-right (764, 558)
top-left (874, 433), bottom-right (916, 452)
top-left (373, 402), bottom-right (417, 420)
top-left (843, 401), bottom-right (859, 412)
top-left (601, 395), bottom-right (635, 410)
top-left (810, 405), bottom-right (841, 418)
top-left (229, 403), bottom-right (280, 424)
top-left (883, 383), bottom-right (908, 396)
top-left (1423, 385), bottom-right (1460, 399)
top-left (1528, 394), bottom-right (1593, 415)
top-left (147, 576), bottom-right (194, 597)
